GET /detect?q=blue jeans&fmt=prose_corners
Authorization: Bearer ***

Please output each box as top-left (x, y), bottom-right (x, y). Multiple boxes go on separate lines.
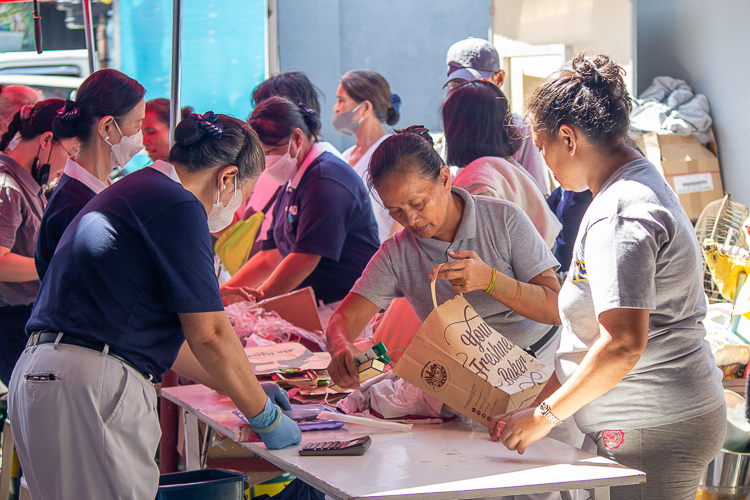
top-left (0, 304), bottom-right (32, 386)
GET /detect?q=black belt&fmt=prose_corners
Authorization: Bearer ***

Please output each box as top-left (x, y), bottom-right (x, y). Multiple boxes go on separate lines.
top-left (30, 331), bottom-right (153, 382)
top-left (525, 325), bottom-right (559, 358)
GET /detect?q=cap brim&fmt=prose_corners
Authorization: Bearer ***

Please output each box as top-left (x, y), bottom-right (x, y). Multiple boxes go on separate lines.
top-left (443, 67), bottom-right (495, 88)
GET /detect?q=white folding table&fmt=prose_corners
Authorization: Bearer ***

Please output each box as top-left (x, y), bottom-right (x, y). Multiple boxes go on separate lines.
top-left (162, 385), bottom-right (644, 500)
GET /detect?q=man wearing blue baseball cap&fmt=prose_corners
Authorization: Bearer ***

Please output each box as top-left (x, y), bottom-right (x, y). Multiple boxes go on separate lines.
top-left (444, 37), bottom-right (550, 195)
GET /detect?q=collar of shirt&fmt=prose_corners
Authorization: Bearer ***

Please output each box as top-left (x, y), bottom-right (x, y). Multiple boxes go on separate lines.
top-left (62, 157), bottom-right (108, 194)
top-left (0, 152), bottom-right (43, 198)
top-left (413, 186), bottom-right (478, 261)
top-left (289, 142), bottom-right (328, 190)
top-left (147, 160), bottom-right (182, 184)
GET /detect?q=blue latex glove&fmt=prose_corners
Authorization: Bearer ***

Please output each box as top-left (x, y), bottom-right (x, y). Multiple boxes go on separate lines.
top-left (246, 397), bottom-right (302, 449)
top-left (260, 382), bottom-right (292, 411)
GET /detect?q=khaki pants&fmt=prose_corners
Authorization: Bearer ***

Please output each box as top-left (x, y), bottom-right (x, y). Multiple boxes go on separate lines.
top-left (8, 343), bottom-right (161, 500)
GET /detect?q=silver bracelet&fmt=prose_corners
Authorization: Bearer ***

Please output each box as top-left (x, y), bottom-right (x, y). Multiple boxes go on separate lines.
top-left (539, 400), bottom-right (564, 426)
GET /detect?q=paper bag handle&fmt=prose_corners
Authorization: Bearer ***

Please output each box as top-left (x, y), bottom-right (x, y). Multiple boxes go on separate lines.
top-left (431, 263), bottom-right (443, 309)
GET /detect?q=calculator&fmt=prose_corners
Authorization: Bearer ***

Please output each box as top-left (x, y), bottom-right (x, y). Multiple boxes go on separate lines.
top-left (298, 436), bottom-right (372, 456)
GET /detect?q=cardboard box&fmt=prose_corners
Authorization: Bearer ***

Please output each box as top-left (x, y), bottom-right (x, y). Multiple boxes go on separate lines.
top-left (393, 295), bottom-right (551, 427)
top-left (257, 287), bottom-right (323, 333)
top-left (636, 131), bottom-right (723, 221)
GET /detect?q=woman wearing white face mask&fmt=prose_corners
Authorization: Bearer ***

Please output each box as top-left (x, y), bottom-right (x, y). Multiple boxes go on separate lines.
top-left (221, 96), bottom-right (379, 305)
top-left (333, 70), bottom-right (401, 243)
top-left (10, 112), bottom-right (301, 500)
top-left (35, 69), bottom-right (146, 281)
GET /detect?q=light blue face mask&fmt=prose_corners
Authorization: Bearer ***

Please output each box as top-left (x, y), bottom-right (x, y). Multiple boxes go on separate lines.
top-left (331, 102), bottom-right (364, 136)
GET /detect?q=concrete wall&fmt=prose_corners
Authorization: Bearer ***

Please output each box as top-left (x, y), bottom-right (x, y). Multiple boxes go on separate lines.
top-left (493, 0), bottom-right (632, 88)
top-left (277, 0), bottom-right (490, 152)
top-left (636, 1), bottom-right (750, 206)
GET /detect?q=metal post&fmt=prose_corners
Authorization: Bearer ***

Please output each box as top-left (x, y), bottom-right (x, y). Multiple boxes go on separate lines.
top-left (169, 0), bottom-right (183, 147)
top-left (82, 0), bottom-right (96, 74)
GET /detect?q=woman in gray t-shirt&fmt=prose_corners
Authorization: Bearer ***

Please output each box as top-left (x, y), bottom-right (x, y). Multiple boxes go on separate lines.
top-left (490, 54), bottom-right (725, 500)
top-left (326, 126), bottom-right (562, 390)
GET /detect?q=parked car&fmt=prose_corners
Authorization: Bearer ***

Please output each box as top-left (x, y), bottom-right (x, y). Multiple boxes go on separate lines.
top-left (0, 74), bottom-right (83, 100)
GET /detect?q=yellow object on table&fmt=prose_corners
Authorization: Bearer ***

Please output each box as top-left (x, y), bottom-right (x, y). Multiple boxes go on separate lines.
top-left (703, 239), bottom-right (750, 305)
top-left (214, 211), bottom-right (264, 275)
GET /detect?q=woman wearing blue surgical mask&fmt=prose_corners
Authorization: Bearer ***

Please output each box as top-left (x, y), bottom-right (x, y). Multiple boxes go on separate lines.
top-left (35, 69), bottom-right (146, 282)
top-left (333, 70), bottom-right (401, 243)
top-left (10, 112), bottom-right (301, 500)
top-left (221, 96), bottom-right (379, 306)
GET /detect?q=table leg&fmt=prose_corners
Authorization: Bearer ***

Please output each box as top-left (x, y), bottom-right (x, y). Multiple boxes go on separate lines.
top-left (560, 491), bottom-right (573, 500)
top-left (183, 410), bottom-right (201, 471)
top-left (200, 426), bottom-right (213, 469)
top-left (586, 486), bottom-right (610, 499)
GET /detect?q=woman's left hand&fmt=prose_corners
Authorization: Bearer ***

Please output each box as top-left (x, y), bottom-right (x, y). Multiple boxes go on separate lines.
top-left (220, 286), bottom-right (264, 306)
top-left (429, 250), bottom-right (493, 293)
top-left (489, 406), bottom-right (554, 454)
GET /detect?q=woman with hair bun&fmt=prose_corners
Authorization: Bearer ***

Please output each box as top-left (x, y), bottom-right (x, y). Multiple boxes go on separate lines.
top-left (333, 69), bottom-right (401, 241)
top-left (35, 68), bottom-right (146, 281)
top-left (221, 96), bottom-right (379, 306)
top-left (0, 98), bottom-right (78, 386)
top-left (10, 111), bottom-right (301, 500)
top-left (490, 54), bottom-right (725, 500)
top-left (327, 126), bottom-right (561, 389)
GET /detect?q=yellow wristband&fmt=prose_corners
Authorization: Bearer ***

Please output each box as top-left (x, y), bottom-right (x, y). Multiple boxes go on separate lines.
top-left (484, 268), bottom-right (497, 294)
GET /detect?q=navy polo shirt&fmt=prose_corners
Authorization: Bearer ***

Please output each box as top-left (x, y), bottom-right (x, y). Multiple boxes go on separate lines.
top-left (35, 173), bottom-right (98, 281)
top-left (27, 164), bottom-right (223, 382)
top-left (546, 187), bottom-right (594, 272)
top-left (262, 151), bottom-right (379, 304)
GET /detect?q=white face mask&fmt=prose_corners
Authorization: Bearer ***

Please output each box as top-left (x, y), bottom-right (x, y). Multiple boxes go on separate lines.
top-left (104, 119), bottom-right (144, 168)
top-left (207, 175), bottom-right (242, 232)
top-left (332, 102), bottom-right (364, 136)
top-left (263, 140), bottom-right (300, 185)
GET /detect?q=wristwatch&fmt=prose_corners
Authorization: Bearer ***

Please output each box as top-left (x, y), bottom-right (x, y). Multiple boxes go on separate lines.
top-left (539, 400), bottom-right (564, 426)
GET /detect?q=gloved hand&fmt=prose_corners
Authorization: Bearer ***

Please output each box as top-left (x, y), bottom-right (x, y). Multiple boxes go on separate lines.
top-left (246, 397), bottom-right (302, 449)
top-left (260, 382), bottom-right (292, 411)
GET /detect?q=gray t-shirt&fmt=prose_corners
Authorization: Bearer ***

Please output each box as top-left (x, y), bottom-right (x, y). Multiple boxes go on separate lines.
top-left (555, 158), bottom-right (724, 434)
top-left (0, 154), bottom-right (45, 307)
top-left (351, 187), bottom-right (559, 349)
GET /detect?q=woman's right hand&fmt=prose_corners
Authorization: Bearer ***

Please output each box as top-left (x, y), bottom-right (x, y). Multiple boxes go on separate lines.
top-left (327, 342), bottom-right (361, 390)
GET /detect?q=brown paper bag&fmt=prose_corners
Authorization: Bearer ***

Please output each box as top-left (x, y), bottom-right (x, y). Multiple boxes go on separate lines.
top-left (393, 265), bottom-right (552, 427)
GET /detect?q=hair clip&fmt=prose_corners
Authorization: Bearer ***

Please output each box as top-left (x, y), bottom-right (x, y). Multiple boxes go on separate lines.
top-left (20, 104), bottom-right (34, 121)
top-left (190, 111), bottom-right (223, 139)
top-left (390, 93), bottom-right (402, 114)
top-left (396, 124), bottom-right (433, 146)
top-left (57, 99), bottom-right (80, 122)
top-left (297, 103), bottom-right (317, 117)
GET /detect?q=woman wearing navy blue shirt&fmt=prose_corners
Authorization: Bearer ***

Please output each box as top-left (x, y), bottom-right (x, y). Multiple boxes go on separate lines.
top-left (221, 96), bottom-right (379, 305)
top-left (9, 113), bottom-right (300, 500)
top-left (35, 69), bottom-right (146, 281)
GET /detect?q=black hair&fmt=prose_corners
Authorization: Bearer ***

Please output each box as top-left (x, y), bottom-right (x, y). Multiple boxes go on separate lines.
top-left (368, 125), bottom-right (443, 190)
top-left (248, 96), bottom-right (320, 146)
top-left (340, 70), bottom-right (400, 126)
top-left (251, 71), bottom-right (322, 117)
top-left (442, 80), bottom-right (520, 168)
top-left (145, 98), bottom-right (193, 126)
top-left (526, 53), bottom-right (631, 149)
top-left (169, 112), bottom-right (264, 184)
top-left (52, 68), bottom-right (146, 144)
top-left (0, 98), bottom-right (66, 151)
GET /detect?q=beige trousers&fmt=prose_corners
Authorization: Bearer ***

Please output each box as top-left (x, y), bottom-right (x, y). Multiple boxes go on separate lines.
top-left (8, 343), bottom-right (161, 500)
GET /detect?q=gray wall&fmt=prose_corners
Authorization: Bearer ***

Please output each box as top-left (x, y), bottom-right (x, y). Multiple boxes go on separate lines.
top-left (278, 0), bottom-right (491, 152)
top-left (637, 1), bottom-right (750, 206)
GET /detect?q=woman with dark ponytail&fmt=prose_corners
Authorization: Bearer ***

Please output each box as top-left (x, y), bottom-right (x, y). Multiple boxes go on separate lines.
top-left (221, 96), bottom-right (379, 306)
top-left (489, 54), bottom-right (725, 500)
top-left (0, 98), bottom-right (76, 387)
top-left (333, 70), bottom-right (401, 242)
top-left (35, 68), bottom-right (146, 281)
top-left (10, 111), bottom-right (301, 500)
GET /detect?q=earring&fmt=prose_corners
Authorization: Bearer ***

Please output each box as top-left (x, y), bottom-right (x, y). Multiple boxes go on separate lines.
top-left (104, 135), bottom-right (109, 141)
